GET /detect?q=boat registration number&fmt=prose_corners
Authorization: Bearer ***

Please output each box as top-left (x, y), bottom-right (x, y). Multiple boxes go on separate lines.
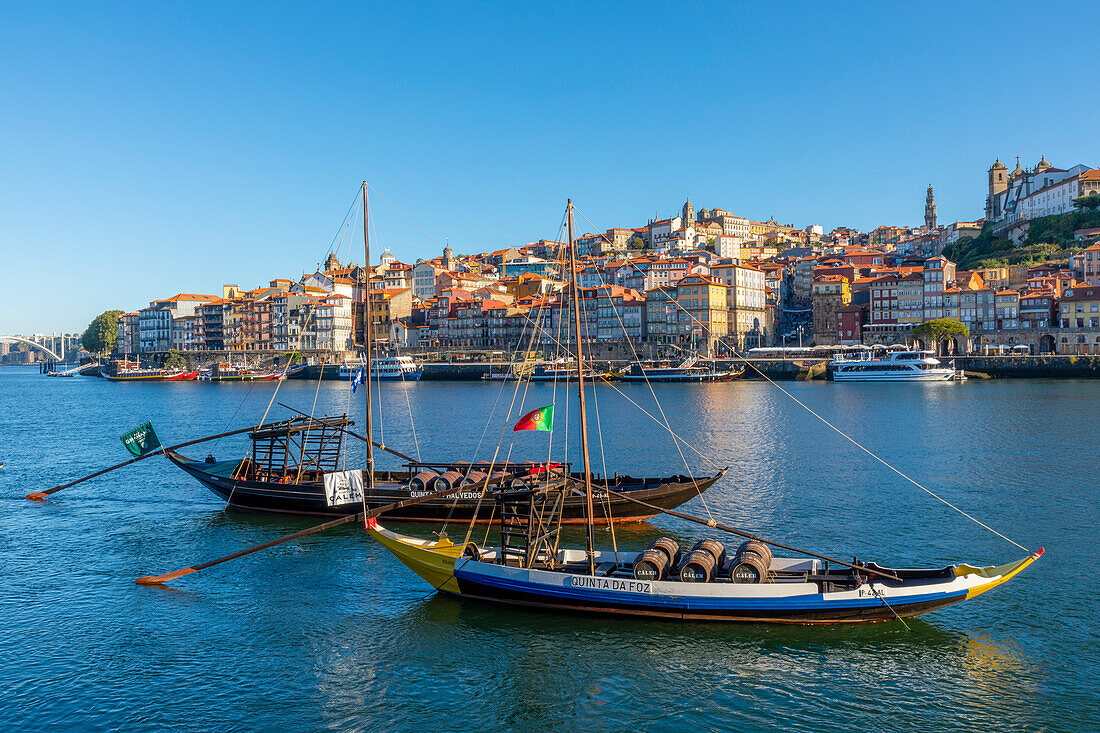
top-left (569, 576), bottom-right (652, 593)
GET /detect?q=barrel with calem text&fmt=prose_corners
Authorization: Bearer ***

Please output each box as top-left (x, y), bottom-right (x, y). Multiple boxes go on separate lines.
top-left (632, 537), bottom-right (680, 580)
top-left (730, 540), bottom-right (773, 583)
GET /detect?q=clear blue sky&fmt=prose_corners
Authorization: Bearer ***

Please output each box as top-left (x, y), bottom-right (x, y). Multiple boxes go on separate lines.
top-left (2, 2), bottom-right (1098, 333)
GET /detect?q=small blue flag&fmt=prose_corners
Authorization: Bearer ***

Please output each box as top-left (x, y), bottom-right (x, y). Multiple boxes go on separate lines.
top-left (351, 366), bottom-right (365, 393)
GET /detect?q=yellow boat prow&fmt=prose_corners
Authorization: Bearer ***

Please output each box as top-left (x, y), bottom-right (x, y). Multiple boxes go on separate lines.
top-left (955, 547), bottom-right (1044, 600)
top-left (365, 518), bottom-right (466, 594)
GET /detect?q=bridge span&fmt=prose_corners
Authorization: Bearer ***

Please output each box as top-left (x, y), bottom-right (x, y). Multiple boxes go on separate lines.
top-left (0, 335), bottom-right (63, 361)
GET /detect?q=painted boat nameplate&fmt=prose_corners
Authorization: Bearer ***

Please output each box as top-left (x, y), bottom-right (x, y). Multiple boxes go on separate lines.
top-left (568, 576), bottom-right (653, 593)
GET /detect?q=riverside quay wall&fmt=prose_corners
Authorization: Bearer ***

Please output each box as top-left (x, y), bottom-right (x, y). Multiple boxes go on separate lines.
top-left (282, 356), bottom-right (1100, 381)
top-left (950, 354), bottom-right (1100, 378)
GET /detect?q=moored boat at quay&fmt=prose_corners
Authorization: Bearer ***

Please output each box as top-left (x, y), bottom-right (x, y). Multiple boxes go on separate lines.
top-left (100, 359), bottom-right (198, 382)
top-left (339, 356), bottom-right (423, 382)
top-left (831, 349), bottom-right (961, 382)
top-left (620, 357), bottom-right (736, 382)
top-left (197, 362), bottom-right (283, 382)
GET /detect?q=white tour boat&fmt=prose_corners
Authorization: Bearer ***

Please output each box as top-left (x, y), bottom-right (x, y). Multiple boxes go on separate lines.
top-left (340, 356), bottom-right (423, 382)
top-left (831, 350), bottom-right (960, 382)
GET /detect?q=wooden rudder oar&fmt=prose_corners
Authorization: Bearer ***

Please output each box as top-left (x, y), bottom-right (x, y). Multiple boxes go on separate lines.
top-left (27, 425), bottom-right (261, 501)
top-left (135, 470), bottom-right (542, 585)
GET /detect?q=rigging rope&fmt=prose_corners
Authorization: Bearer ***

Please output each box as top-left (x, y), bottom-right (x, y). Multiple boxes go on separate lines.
top-left (638, 242), bottom-right (1029, 550)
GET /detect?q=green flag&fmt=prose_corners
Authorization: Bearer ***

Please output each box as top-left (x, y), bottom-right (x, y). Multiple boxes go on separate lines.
top-left (120, 421), bottom-right (162, 458)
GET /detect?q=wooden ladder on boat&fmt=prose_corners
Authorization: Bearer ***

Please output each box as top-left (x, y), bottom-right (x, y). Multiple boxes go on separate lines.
top-left (497, 485), bottom-right (567, 568)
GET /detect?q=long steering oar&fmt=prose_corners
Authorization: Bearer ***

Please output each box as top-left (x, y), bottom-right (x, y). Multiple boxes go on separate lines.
top-left (610, 489), bottom-right (903, 582)
top-left (26, 425), bottom-right (261, 501)
top-left (134, 470), bottom-right (534, 586)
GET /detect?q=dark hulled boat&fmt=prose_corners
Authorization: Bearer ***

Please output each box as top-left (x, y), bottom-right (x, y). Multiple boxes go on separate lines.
top-left (165, 415), bottom-right (721, 522)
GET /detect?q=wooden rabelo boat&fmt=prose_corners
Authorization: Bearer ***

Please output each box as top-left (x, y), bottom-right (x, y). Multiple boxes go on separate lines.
top-left (164, 415), bottom-right (722, 523)
top-left (367, 200), bottom-right (1042, 624)
top-left (100, 358), bottom-right (198, 382)
top-left (165, 187), bottom-right (721, 523)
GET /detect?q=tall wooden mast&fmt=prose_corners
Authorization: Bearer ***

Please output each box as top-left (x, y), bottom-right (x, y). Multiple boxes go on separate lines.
top-left (566, 199), bottom-right (597, 575)
top-left (362, 182), bottom-right (375, 484)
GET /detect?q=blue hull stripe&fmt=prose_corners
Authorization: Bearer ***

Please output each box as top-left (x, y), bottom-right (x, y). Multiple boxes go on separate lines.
top-left (454, 567), bottom-right (967, 612)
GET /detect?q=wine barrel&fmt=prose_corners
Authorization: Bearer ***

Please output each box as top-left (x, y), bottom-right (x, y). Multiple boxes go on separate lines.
top-left (431, 470), bottom-right (464, 493)
top-left (650, 537), bottom-right (680, 567)
top-left (736, 540), bottom-right (772, 567)
top-left (678, 549), bottom-right (719, 582)
top-left (461, 471), bottom-right (488, 487)
top-left (692, 539), bottom-right (726, 565)
top-left (730, 553), bottom-right (769, 584)
top-left (488, 471), bottom-right (508, 487)
top-left (632, 548), bottom-right (670, 581)
top-left (730, 540), bottom-right (773, 584)
top-left (410, 471), bottom-right (438, 492)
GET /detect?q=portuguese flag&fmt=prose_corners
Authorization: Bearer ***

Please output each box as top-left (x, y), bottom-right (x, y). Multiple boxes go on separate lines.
top-left (513, 404), bottom-right (554, 432)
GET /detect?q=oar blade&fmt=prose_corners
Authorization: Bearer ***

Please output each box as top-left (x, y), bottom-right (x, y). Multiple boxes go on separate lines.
top-left (26, 492), bottom-right (49, 501)
top-left (135, 567), bottom-right (198, 585)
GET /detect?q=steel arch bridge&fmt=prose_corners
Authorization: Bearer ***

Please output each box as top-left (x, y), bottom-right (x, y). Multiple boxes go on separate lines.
top-left (0, 335), bottom-right (62, 361)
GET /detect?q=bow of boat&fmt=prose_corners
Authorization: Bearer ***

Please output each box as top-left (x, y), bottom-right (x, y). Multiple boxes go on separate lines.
top-left (365, 518), bottom-right (465, 593)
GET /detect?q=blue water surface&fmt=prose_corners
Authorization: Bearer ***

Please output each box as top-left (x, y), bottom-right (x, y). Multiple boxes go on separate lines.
top-left (0, 367), bottom-right (1095, 732)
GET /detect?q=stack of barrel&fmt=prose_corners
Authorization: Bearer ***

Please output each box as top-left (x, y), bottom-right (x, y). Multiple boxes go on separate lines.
top-left (631, 538), bottom-right (680, 581)
top-left (409, 466), bottom-right (511, 494)
top-left (729, 540), bottom-right (772, 583)
top-left (631, 537), bottom-right (774, 584)
top-left (678, 539), bottom-right (726, 582)
top-left (409, 470), bottom-right (437, 492)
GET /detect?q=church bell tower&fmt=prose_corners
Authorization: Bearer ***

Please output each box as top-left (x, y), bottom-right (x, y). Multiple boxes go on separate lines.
top-left (924, 185), bottom-right (937, 230)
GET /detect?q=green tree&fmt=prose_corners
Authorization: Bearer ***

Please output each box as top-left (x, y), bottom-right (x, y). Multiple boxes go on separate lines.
top-left (163, 350), bottom-right (187, 370)
top-left (80, 310), bottom-right (123, 354)
top-left (627, 235), bottom-right (646, 251)
top-left (912, 318), bottom-right (969, 344)
top-left (1074, 194), bottom-right (1100, 211)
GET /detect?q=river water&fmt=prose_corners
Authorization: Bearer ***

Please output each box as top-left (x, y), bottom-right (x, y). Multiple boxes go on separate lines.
top-left (0, 366), bottom-right (1096, 731)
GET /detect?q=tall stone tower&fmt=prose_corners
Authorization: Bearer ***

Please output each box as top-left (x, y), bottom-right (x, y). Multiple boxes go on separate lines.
top-left (924, 185), bottom-right (937, 230)
top-left (682, 198), bottom-right (695, 227)
top-left (986, 158), bottom-right (1008, 220)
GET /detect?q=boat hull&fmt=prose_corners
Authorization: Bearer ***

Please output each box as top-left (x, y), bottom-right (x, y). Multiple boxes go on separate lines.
top-left (165, 450), bottom-right (720, 522)
top-left (102, 370), bottom-right (199, 382)
top-left (620, 373), bottom-right (733, 382)
top-left (832, 370), bottom-right (955, 382)
top-left (367, 521), bottom-right (1043, 624)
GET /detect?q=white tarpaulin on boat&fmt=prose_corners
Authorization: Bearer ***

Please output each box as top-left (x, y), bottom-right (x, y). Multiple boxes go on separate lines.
top-left (323, 470), bottom-right (364, 506)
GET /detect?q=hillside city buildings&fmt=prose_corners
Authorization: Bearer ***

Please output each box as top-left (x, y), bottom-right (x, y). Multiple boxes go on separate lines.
top-left (17, 157), bottom-right (1096, 366)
